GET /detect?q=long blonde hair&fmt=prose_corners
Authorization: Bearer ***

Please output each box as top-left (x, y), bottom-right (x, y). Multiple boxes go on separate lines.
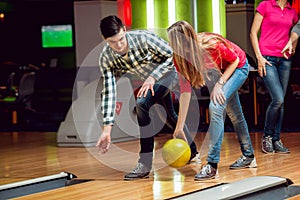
top-left (167, 21), bottom-right (205, 88)
top-left (168, 21), bottom-right (233, 87)
top-left (197, 32), bottom-right (234, 70)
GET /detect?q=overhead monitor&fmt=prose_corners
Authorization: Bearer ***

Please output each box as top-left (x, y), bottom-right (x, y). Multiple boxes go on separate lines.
top-left (41, 24), bottom-right (73, 48)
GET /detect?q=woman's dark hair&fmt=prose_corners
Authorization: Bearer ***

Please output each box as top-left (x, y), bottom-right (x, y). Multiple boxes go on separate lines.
top-left (288, 0), bottom-right (294, 5)
top-left (100, 15), bottom-right (124, 39)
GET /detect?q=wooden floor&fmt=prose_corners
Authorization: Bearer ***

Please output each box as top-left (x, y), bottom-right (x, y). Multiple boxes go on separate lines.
top-left (1, 131), bottom-right (300, 199)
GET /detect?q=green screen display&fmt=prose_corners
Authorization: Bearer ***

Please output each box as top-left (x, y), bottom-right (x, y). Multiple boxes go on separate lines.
top-left (41, 25), bottom-right (73, 48)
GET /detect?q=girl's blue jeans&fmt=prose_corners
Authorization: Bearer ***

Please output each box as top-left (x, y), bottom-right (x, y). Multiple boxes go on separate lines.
top-left (206, 61), bottom-right (254, 164)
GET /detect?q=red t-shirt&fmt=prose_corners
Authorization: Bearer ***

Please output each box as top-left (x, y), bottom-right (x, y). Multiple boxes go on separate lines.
top-left (208, 38), bottom-right (246, 70)
top-left (174, 35), bottom-right (246, 94)
top-left (174, 59), bottom-right (192, 94)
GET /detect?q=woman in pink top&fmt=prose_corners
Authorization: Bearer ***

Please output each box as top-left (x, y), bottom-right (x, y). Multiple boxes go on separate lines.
top-left (250, 0), bottom-right (298, 154)
top-left (168, 20), bottom-right (256, 180)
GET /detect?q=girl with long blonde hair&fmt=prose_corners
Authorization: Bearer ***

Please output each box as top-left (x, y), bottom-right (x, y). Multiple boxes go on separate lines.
top-left (168, 20), bottom-right (256, 180)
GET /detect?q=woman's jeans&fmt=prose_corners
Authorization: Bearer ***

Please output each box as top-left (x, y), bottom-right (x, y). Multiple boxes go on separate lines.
top-left (136, 70), bottom-right (197, 168)
top-left (262, 56), bottom-right (291, 141)
top-left (206, 61), bottom-right (254, 164)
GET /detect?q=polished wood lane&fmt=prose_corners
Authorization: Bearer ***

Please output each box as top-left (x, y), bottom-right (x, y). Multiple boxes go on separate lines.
top-left (1, 131), bottom-right (299, 199)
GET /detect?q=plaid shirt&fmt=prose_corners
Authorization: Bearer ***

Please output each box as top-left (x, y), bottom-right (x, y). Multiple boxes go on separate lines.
top-left (98, 30), bottom-right (175, 125)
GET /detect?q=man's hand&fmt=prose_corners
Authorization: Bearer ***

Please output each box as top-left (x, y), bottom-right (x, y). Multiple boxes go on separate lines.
top-left (96, 126), bottom-right (112, 154)
top-left (137, 76), bottom-right (156, 97)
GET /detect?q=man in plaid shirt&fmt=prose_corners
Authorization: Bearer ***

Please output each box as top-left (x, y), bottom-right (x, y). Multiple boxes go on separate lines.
top-left (96, 15), bottom-right (198, 180)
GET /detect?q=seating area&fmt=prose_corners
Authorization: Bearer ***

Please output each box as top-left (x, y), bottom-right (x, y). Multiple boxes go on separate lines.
top-left (0, 64), bottom-right (76, 131)
top-left (1, 61), bottom-right (300, 133)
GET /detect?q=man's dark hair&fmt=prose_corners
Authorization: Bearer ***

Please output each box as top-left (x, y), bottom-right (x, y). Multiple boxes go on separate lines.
top-left (100, 15), bottom-right (124, 39)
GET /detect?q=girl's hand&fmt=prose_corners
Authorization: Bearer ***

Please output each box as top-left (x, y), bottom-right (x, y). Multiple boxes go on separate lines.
top-left (211, 83), bottom-right (226, 105)
top-left (257, 56), bottom-right (272, 77)
top-left (173, 128), bottom-right (188, 143)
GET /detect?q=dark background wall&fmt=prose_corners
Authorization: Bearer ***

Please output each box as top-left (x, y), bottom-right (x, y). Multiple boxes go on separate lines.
top-left (0, 0), bottom-right (78, 131)
top-left (0, 0), bottom-right (75, 68)
top-left (0, 0), bottom-right (299, 132)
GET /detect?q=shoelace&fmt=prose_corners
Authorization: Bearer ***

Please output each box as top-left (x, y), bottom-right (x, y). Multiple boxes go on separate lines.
top-left (132, 163), bottom-right (143, 173)
top-left (265, 137), bottom-right (273, 147)
top-left (202, 165), bottom-right (212, 174)
top-left (277, 140), bottom-right (284, 147)
top-left (236, 156), bottom-right (246, 164)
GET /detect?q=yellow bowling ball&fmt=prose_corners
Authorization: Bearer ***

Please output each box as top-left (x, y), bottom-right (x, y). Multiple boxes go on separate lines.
top-left (162, 138), bottom-right (191, 168)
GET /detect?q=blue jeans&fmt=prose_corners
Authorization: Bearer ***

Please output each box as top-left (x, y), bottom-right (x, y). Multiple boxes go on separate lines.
top-left (206, 61), bottom-right (254, 164)
top-left (136, 70), bottom-right (197, 168)
top-left (262, 56), bottom-right (291, 141)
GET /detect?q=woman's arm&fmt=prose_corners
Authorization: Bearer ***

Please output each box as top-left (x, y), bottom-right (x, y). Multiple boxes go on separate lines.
top-left (211, 57), bottom-right (239, 105)
top-left (250, 12), bottom-right (271, 77)
top-left (282, 32), bottom-right (300, 59)
top-left (250, 13), bottom-right (263, 60)
top-left (173, 92), bottom-right (191, 142)
top-left (219, 57), bottom-right (239, 84)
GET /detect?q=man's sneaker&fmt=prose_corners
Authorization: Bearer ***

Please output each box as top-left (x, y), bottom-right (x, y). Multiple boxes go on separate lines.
top-left (189, 153), bottom-right (201, 164)
top-left (194, 164), bottom-right (218, 181)
top-left (273, 140), bottom-right (290, 154)
top-left (124, 162), bottom-right (150, 180)
top-left (229, 155), bottom-right (257, 169)
top-left (262, 136), bottom-right (274, 154)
